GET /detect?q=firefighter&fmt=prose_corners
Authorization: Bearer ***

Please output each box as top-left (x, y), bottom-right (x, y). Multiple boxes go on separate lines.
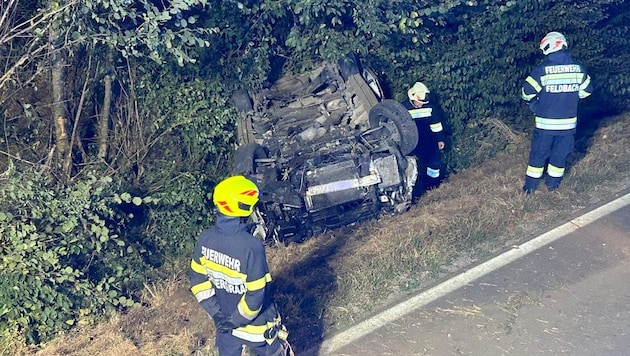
top-left (190, 175), bottom-right (292, 356)
top-left (402, 81), bottom-right (446, 195)
top-left (521, 31), bottom-right (593, 194)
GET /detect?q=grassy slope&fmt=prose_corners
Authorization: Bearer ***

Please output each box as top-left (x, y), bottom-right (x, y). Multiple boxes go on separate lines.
top-left (21, 112), bottom-right (630, 356)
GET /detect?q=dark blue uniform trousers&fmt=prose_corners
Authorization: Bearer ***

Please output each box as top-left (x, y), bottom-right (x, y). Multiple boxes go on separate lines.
top-left (413, 135), bottom-right (443, 195)
top-left (524, 130), bottom-right (574, 192)
top-left (216, 331), bottom-right (284, 356)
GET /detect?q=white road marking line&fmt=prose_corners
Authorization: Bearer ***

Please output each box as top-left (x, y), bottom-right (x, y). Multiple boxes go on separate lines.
top-left (317, 193), bottom-right (630, 355)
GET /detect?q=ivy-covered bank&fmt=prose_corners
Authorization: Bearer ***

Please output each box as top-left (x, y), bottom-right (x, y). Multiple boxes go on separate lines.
top-left (1, 0), bottom-right (629, 346)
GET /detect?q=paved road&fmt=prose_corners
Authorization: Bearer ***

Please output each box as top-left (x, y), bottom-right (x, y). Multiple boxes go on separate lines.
top-left (313, 193), bottom-right (630, 356)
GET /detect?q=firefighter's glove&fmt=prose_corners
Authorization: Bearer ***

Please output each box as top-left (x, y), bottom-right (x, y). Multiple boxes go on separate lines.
top-left (212, 312), bottom-right (238, 333)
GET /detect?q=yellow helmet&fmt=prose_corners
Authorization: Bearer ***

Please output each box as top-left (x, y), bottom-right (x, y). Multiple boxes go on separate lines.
top-left (213, 175), bottom-right (260, 217)
top-left (407, 82), bottom-right (430, 102)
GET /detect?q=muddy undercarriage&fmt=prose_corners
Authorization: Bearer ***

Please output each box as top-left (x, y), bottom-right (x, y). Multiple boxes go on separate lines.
top-left (231, 57), bottom-right (419, 243)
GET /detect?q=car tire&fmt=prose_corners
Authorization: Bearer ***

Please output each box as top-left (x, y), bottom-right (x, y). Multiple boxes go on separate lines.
top-left (232, 143), bottom-right (267, 176)
top-left (231, 89), bottom-right (253, 112)
top-left (368, 99), bottom-right (419, 156)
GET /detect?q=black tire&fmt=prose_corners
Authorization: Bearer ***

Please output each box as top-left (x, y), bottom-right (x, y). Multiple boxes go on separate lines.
top-left (231, 89), bottom-right (253, 112)
top-left (368, 99), bottom-right (419, 156)
top-left (232, 143), bottom-right (267, 176)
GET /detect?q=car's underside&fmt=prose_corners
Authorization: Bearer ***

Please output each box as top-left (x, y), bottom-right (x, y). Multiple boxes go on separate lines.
top-left (231, 58), bottom-right (418, 243)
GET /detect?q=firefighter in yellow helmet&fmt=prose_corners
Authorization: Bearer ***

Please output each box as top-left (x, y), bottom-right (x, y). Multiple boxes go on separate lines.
top-left (190, 175), bottom-right (293, 355)
top-left (402, 82), bottom-right (446, 195)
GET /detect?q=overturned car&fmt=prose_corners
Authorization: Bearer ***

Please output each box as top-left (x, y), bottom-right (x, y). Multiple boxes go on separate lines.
top-left (230, 57), bottom-right (419, 243)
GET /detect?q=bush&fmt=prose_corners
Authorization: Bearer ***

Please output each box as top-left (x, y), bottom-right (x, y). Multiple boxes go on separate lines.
top-left (367, 0), bottom-right (630, 170)
top-left (0, 170), bottom-right (146, 343)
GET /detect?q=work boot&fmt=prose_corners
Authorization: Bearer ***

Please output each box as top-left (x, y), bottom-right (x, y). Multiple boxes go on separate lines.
top-left (546, 176), bottom-right (562, 191)
top-left (523, 176), bottom-right (540, 195)
top-left (424, 176), bottom-right (442, 191)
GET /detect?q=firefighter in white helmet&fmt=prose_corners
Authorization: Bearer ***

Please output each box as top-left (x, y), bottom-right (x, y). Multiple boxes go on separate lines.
top-left (190, 175), bottom-right (293, 355)
top-left (521, 31), bottom-right (593, 194)
top-left (402, 81), bottom-right (446, 195)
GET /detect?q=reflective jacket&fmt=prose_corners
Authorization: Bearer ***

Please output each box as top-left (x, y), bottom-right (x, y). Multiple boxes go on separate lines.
top-left (402, 99), bottom-right (445, 149)
top-left (190, 214), bottom-right (280, 343)
top-left (521, 50), bottom-right (593, 135)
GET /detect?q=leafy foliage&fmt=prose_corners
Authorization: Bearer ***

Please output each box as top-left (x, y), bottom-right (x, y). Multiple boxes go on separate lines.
top-left (142, 171), bottom-right (215, 258)
top-left (103, 62), bottom-right (234, 265)
top-left (0, 170), bottom-right (145, 343)
top-left (192, 0), bottom-right (287, 87)
top-left (217, 0), bottom-right (628, 169)
top-left (365, 0), bottom-right (630, 169)
top-left (65, 0), bottom-right (214, 66)
top-left (283, 0), bottom-right (467, 62)
top-left (110, 63), bottom-right (236, 191)
top-left (1, 0), bottom-right (630, 349)
top-left (0, 79), bottom-right (232, 340)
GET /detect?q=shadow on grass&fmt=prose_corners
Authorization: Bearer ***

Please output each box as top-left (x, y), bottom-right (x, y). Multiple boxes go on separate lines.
top-left (569, 102), bottom-right (624, 169)
top-left (270, 234), bottom-right (352, 355)
top-left (570, 115), bottom-right (604, 167)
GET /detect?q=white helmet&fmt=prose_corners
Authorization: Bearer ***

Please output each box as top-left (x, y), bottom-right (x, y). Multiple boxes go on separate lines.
top-left (540, 31), bottom-right (568, 55)
top-left (407, 82), bottom-right (430, 102)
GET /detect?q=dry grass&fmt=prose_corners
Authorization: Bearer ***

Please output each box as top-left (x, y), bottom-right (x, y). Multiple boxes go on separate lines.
top-left (15, 112), bottom-right (630, 356)
top-left (24, 264), bottom-right (219, 356)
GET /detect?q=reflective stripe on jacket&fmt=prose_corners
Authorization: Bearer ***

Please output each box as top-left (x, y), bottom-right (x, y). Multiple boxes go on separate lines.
top-left (521, 50), bottom-right (593, 134)
top-left (190, 214), bottom-right (279, 342)
top-left (402, 99), bottom-right (445, 144)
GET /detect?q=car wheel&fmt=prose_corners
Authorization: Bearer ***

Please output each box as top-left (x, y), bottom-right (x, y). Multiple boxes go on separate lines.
top-left (232, 143), bottom-right (267, 176)
top-left (231, 89), bottom-right (253, 112)
top-left (368, 99), bottom-right (419, 156)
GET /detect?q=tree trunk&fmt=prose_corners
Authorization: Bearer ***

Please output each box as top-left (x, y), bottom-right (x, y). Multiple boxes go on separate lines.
top-left (50, 48), bottom-right (70, 175)
top-left (98, 73), bottom-right (112, 159)
top-left (49, 13), bottom-right (70, 177)
top-left (98, 50), bottom-right (114, 159)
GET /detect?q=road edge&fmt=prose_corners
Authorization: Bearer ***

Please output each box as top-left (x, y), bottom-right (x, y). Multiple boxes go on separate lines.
top-left (313, 192), bottom-right (630, 355)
